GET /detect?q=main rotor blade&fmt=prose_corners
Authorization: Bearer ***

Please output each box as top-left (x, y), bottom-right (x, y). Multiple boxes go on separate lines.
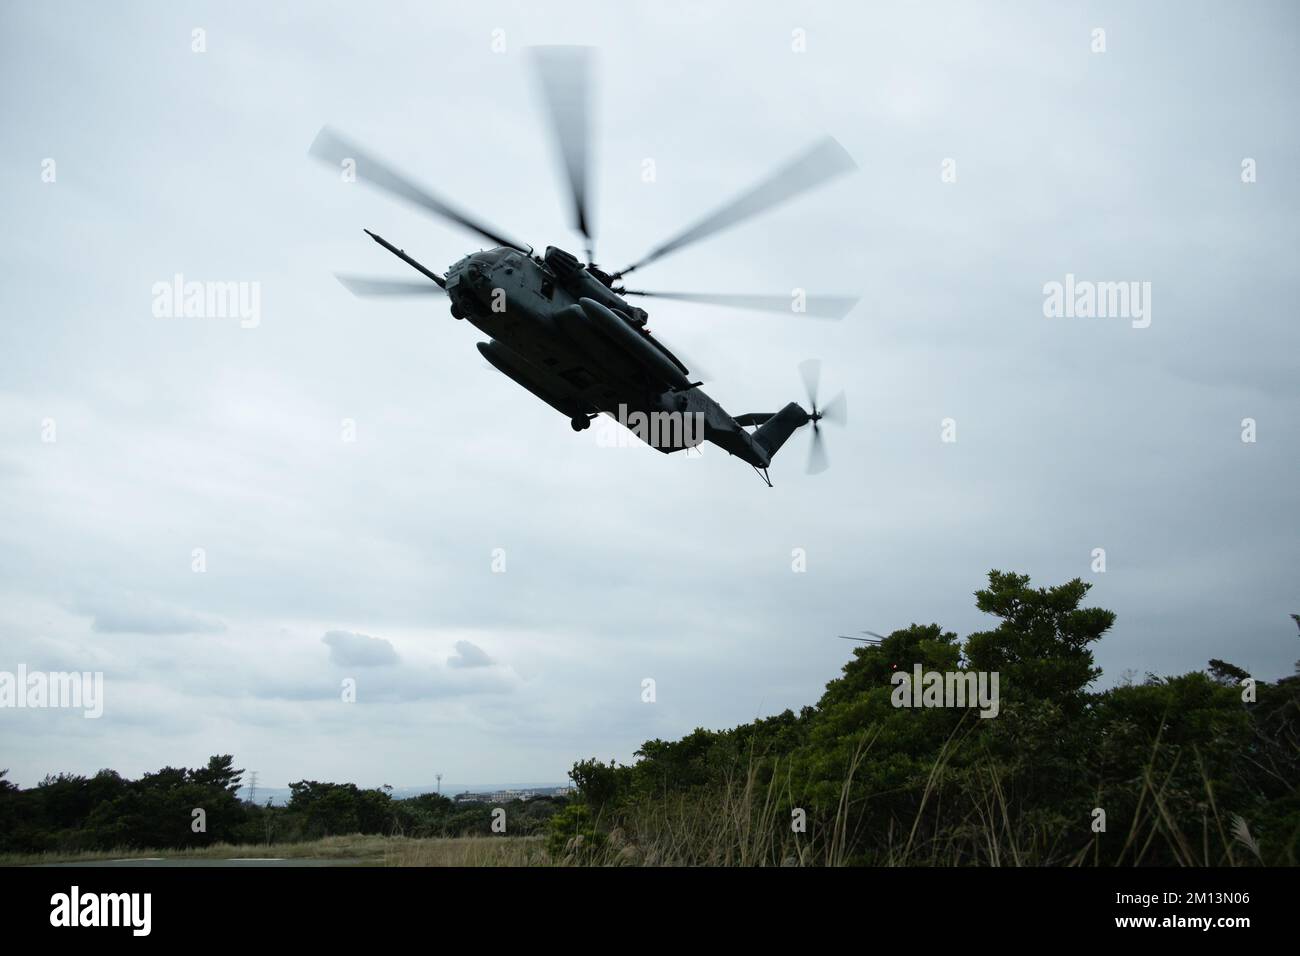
top-left (798, 358), bottom-right (822, 409)
top-left (613, 136), bottom-right (857, 278)
top-left (309, 127), bottom-right (527, 252)
top-left (334, 275), bottom-right (446, 297)
top-left (621, 290), bottom-right (857, 320)
top-left (530, 46), bottom-right (595, 262)
top-left (807, 426), bottom-right (829, 475)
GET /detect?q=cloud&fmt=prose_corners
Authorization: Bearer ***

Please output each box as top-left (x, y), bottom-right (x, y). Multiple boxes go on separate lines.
top-left (0, 1), bottom-right (1296, 791)
top-left (322, 630), bottom-right (400, 667)
top-left (76, 595), bottom-right (226, 636)
top-left (447, 640), bottom-right (493, 669)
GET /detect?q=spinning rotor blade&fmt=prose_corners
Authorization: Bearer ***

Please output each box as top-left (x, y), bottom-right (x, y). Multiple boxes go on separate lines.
top-left (819, 390), bottom-right (847, 426)
top-left (309, 127), bottom-right (527, 252)
top-left (798, 358), bottom-right (845, 474)
top-left (799, 358), bottom-right (823, 408)
top-left (620, 290), bottom-right (857, 320)
top-left (531, 46), bottom-right (596, 262)
top-left (838, 634), bottom-right (883, 644)
top-left (334, 275), bottom-right (446, 297)
top-left (613, 136), bottom-right (857, 278)
top-left (807, 426), bottom-right (829, 475)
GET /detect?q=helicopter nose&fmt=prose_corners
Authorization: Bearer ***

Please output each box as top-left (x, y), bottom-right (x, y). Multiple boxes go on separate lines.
top-left (464, 249), bottom-right (507, 286)
top-left (446, 250), bottom-right (505, 317)
top-left (448, 252), bottom-right (489, 291)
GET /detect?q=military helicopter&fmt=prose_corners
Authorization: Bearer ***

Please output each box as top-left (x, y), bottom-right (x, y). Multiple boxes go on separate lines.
top-left (310, 46), bottom-right (855, 485)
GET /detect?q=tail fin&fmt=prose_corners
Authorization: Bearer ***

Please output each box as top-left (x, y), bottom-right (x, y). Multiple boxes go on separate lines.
top-left (752, 402), bottom-right (809, 459)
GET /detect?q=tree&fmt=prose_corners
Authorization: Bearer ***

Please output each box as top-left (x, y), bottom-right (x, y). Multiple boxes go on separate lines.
top-left (964, 571), bottom-right (1114, 710)
top-left (1208, 659), bottom-right (1251, 685)
top-left (190, 755), bottom-right (244, 794)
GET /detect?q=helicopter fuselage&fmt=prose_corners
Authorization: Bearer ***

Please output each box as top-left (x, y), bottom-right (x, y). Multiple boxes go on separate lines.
top-left (445, 245), bottom-right (798, 469)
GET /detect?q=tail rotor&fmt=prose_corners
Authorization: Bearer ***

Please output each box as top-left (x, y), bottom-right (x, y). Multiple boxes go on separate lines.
top-left (798, 359), bottom-right (847, 475)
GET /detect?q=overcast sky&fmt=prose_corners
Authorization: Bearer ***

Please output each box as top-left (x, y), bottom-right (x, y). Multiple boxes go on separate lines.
top-left (1, 1), bottom-right (1296, 790)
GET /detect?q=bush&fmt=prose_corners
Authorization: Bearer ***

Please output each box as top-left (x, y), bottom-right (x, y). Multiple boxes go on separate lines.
top-left (563, 571), bottom-right (1300, 866)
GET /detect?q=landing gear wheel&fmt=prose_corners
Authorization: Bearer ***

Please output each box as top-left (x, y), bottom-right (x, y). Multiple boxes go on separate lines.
top-left (570, 415), bottom-right (591, 432)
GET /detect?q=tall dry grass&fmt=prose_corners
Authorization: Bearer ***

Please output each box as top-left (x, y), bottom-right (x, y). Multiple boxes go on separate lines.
top-left (553, 738), bottom-right (1272, 867)
top-left (7, 743), bottom-right (1272, 867)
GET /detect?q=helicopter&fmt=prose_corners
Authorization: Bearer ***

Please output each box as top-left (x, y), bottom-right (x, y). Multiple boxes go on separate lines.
top-left (310, 46), bottom-right (856, 485)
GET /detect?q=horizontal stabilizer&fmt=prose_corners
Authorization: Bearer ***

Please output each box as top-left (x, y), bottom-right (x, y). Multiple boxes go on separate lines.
top-left (734, 412), bottom-right (775, 428)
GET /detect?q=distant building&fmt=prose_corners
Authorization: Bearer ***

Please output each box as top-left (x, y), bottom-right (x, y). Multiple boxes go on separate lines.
top-left (454, 786), bottom-right (569, 804)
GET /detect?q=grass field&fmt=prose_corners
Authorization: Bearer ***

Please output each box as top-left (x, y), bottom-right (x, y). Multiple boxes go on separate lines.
top-left (2, 834), bottom-right (548, 867)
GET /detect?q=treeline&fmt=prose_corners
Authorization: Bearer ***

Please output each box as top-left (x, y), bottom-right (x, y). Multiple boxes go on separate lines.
top-left (7, 571), bottom-right (1296, 865)
top-left (0, 757), bottom-right (565, 854)
top-left (557, 572), bottom-right (1300, 866)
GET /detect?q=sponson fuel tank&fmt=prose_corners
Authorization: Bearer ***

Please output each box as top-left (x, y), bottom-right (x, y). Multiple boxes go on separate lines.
top-left (564, 298), bottom-right (691, 390)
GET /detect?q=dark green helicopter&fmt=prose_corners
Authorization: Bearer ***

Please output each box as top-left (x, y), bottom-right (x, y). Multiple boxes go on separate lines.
top-left (310, 47), bottom-right (854, 485)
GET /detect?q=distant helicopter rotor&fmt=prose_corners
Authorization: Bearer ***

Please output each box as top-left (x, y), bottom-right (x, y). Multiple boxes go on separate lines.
top-left (837, 630), bottom-right (887, 645)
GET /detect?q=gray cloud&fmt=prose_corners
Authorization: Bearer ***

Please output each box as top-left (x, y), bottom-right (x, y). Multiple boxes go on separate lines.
top-left (447, 640), bottom-right (493, 669)
top-left (322, 630), bottom-right (400, 667)
top-left (0, 1), bottom-right (1295, 790)
top-left (76, 595), bottom-right (227, 636)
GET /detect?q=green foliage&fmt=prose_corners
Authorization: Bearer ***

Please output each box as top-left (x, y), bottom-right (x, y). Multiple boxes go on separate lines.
top-left (286, 780), bottom-right (394, 837)
top-left (964, 572), bottom-right (1112, 712)
top-left (3, 571), bottom-right (1294, 865)
top-left (0, 757), bottom-right (569, 854)
top-left (568, 758), bottom-right (631, 811)
top-left (0, 759), bottom-right (246, 853)
top-left (565, 571), bottom-right (1300, 866)
top-left (545, 802), bottom-right (606, 860)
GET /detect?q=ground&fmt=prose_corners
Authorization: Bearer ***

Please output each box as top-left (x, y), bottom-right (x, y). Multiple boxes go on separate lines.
top-left (5, 834), bottom-right (548, 867)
